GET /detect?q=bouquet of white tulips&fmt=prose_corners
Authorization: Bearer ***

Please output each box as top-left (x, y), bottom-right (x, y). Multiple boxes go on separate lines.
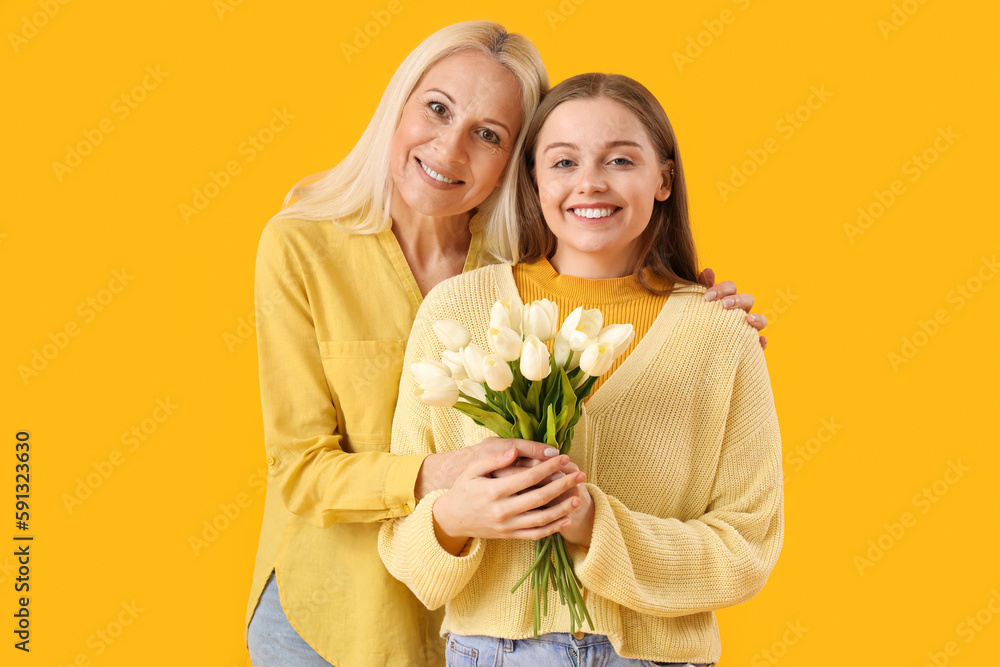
top-left (411, 297), bottom-right (635, 636)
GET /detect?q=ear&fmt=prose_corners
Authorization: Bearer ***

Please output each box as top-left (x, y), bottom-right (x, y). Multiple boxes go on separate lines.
top-left (655, 159), bottom-right (675, 202)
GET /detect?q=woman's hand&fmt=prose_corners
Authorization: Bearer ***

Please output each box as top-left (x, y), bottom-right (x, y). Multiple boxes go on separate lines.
top-left (550, 461), bottom-right (595, 548)
top-left (699, 267), bottom-right (768, 350)
top-left (431, 449), bottom-right (587, 555)
top-left (416, 437), bottom-right (559, 500)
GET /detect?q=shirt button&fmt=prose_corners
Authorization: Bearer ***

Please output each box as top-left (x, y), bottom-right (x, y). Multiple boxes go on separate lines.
top-left (266, 456), bottom-right (276, 466)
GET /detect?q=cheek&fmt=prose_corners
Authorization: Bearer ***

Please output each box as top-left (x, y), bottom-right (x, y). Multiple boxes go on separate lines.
top-left (537, 176), bottom-right (564, 208)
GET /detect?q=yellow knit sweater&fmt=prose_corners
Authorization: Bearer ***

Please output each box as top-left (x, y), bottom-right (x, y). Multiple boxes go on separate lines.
top-left (378, 262), bottom-right (784, 665)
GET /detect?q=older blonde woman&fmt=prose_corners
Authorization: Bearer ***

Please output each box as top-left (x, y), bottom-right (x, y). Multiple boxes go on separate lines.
top-left (245, 21), bottom-right (764, 667)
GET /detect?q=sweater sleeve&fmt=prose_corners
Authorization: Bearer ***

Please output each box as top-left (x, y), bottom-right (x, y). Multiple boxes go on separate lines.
top-left (573, 327), bottom-right (784, 617)
top-left (377, 286), bottom-right (487, 609)
top-left (255, 223), bottom-right (427, 527)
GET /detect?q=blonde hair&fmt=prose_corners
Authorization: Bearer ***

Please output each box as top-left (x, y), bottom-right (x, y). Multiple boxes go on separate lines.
top-left (273, 21), bottom-right (548, 262)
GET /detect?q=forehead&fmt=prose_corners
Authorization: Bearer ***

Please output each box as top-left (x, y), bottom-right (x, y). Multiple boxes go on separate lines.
top-left (538, 97), bottom-right (652, 148)
top-left (411, 50), bottom-right (523, 122)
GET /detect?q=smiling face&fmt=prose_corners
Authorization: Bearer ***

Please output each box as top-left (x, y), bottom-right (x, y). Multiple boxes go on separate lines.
top-left (389, 49), bottom-right (525, 223)
top-left (534, 97), bottom-right (674, 279)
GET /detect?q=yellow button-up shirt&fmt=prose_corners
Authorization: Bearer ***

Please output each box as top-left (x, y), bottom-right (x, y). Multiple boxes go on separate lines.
top-left (245, 213), bottom-right (489, 667)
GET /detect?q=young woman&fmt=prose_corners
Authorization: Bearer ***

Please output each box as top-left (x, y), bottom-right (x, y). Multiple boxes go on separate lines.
top-left (246, 21), bottom-right (765, 667)
top-left (379, 73), bottom-right (783, 666)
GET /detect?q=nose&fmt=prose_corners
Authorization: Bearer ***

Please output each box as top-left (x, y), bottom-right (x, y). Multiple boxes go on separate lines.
top-left (433, 123), bottom-right (468, 165)
top-left (575, 161), bottom-right (607, 194)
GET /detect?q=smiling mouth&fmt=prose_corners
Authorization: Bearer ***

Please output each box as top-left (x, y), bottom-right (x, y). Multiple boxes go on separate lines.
top-left (570, 207), bottom-right (620, 219)
top-left (417, 158), bottom-right (463, 184)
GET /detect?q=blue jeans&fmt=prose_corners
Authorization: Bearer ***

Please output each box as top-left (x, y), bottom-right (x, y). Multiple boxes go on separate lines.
top-left (247, 572), bottom-right (335, 667)
top-left (445, 633), bottom-right (709, 667)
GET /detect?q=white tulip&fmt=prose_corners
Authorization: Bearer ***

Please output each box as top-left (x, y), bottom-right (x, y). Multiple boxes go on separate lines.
top-left (553, 331), bottom-right (581, 371)
top-left (411, 358), bottom-right (452, 385)
top-left (460, 344), bottom-right (488, 383)
top-left (579, 341), bottom-right (615, 377)
top-left (560, 306), bottom-right (604, 351)
top-left (522, 299), bottom-right (559, 341)
top-left (598, 323), bottom-right (636, 359)
top-left (490, 297), bottom-right (523, 334)
top-left (458, 378), bottom-right (488, 403)
top-left (482, 354), bottom-right (514, 391)
top-left (440, 349), bottom-right (467, 380)
top-left (519, 335), bottom-right (551, 381)
top-left (488, 326), bottom-right (523, 362)
top-left (415, 375), bottom-right (459, 407)
top-left (433, 319), bottom-right (472, 352)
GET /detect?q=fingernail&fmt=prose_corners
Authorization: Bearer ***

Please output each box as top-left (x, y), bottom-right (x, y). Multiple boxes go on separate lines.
top-left (705, 290), bottom-right (716, 300)
top-left (551, 472), bottom-right (566, 480)
top-left (750, 314), bottom-right (758, 324)
top-left (544, 447), bottom-right (559, 457)
top-left (722, 297), bottom-right (734, 308)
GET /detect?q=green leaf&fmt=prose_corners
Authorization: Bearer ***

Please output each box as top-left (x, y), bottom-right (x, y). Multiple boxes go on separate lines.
top-left (526, 377), bottom-right (543, 419)
top-left (484, 386), bottom-right (509, 418)
top-left (457, 392), bottom-right (490, 411)
top-left (452, 403), bottom-right (516, 439)
top-left (508, 401), bottom-right (538, 441)
top-left (545, 404), bottom-right (559, 448)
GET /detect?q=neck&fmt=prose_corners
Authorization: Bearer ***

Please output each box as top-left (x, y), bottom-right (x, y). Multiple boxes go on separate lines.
top-left (389, 191), bottom-right (472, 267)
top-left (549, 245), bottom-right (637, 280)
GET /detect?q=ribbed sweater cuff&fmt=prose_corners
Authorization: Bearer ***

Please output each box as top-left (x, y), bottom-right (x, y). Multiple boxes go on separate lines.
top-left (573, 483), bottom-right (626, 585)
top-left (408, 489), bottom-right (485, 608)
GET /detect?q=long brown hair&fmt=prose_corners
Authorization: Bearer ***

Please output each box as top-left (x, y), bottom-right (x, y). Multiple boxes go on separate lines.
top-left (516, 73), bottom-right (700, 294)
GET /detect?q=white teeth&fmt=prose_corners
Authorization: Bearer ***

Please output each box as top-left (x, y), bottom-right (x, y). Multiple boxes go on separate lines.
top-left (572, 208), bottom-right (615, 219)
top-left (419, 160), bottom-right (459, 184)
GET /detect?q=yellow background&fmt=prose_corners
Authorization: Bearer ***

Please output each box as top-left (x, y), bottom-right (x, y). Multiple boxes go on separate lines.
top-left (3, 0), bottom-right (998, 665)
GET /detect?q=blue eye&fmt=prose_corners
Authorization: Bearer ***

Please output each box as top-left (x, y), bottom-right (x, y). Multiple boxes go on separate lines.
top-left (610, 157), bottom-right (634, 166)
top-left (553, 159), bottom-right (574, 168)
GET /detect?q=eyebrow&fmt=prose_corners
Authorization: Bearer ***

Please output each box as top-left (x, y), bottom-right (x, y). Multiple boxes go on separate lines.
top-left (542, 140), bottom-right (645, 153)
top-left (426, 88), bottom-right (513, 136)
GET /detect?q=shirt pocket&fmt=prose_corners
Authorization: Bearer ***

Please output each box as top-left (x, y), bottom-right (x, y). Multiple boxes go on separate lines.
top-left (318, 339), bottom-right (405, 451)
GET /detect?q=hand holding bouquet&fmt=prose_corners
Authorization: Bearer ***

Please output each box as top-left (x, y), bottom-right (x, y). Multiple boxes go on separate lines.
top-left (411, 297), bottom-right (634, 636)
